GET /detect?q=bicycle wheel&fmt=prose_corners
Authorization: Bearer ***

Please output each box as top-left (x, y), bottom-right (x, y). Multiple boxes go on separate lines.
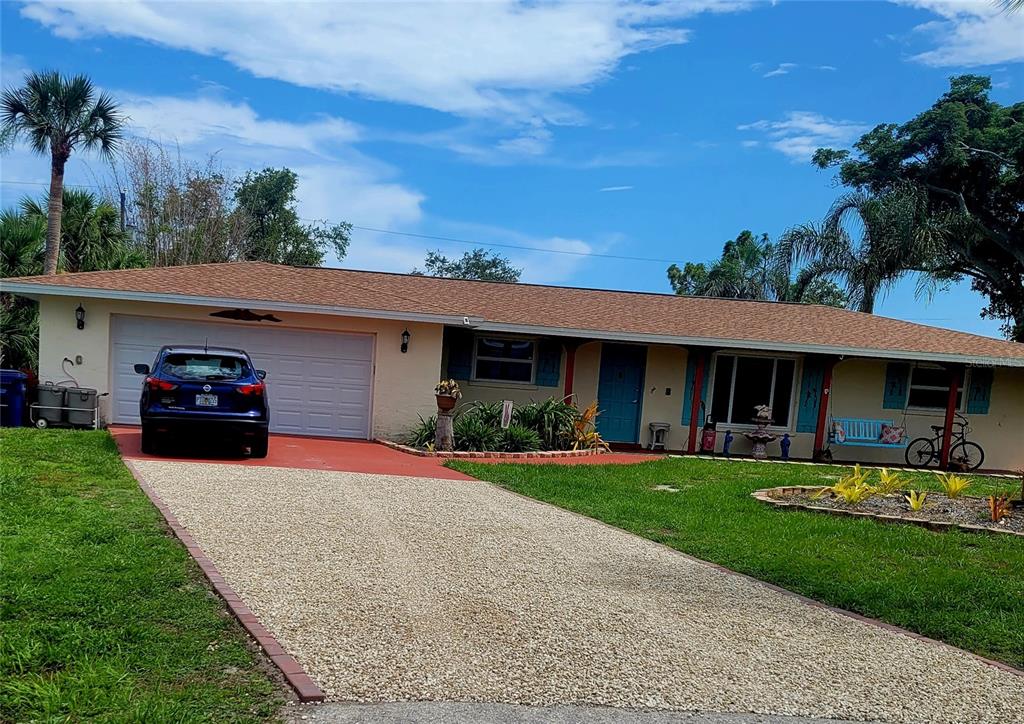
top-left (950, 441), bottom-right (984, 472)
top-left (905, 437), bottom-right (937, 467)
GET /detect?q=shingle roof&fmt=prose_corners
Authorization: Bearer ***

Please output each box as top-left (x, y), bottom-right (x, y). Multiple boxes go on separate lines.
top-left (5, 261), bottom-right (1023, 365)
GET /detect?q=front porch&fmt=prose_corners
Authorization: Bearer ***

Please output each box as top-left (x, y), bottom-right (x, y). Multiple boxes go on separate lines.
top-left (441, 327), bottom-right (1022, 472)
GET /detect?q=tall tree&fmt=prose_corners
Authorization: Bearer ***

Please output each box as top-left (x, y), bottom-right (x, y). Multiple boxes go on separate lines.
top-left (667, 230), bottom-right (847, 307)
top-left (812, 75), bottom-right (1024, 339)
top-left (21, 189), bottom-right (148, 273)
top-left (779, 186), bottom-right (946, 314)
top-left (412, 248), bottom-right (522, 282)
top-left (233, 168), bottom-right (351, 266)
top-left (2, 71), bottom-right (124, 275)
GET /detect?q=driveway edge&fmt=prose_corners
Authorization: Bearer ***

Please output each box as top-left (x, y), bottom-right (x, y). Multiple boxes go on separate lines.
top-left (473, 475), bottom-right (1024, 681)
top-left (124, 459), bottom-right (326, 703)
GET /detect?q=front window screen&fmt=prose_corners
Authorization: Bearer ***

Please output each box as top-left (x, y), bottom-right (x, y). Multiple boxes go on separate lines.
top-left (474, 337), bottom-right (535, 383)
top-left (907, 366), bottom-right (965, 410)
top-left (710, 354), bottom-right (795, 426)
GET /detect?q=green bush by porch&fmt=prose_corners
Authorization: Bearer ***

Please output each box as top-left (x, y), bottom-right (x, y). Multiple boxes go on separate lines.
top-left (450, 456), bottom-right (1024, 670)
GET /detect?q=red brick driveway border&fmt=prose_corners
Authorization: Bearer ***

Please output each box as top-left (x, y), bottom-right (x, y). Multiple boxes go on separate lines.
top-left (376, 438), bottom-right (607, 458)
top-left (123, 459), bottom-right (325, 703)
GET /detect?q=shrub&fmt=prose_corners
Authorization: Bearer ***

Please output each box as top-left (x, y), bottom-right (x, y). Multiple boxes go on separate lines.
top-left (464, 400), bottom-right (504, 428)
top-left (454, 414), bottom-right (500, 451)
top-left (905, 489), bottom-right (928, 511)
top-left (513, 397), bottom-right (577, 449)
top-left (988, 493), bottom-right (1012, 523)
top-left (875, 468), bottom-right (904, 495)
top-left (571, 400), bottom-right (609, 451)
top-left (500, 424), bottom-right (542, 452)
top-left (936, 471), bottom-right (971, 498)
top-left (813, 464), bottom-right (875, 505)
top-left (406, 414), bottom-right (436, 447)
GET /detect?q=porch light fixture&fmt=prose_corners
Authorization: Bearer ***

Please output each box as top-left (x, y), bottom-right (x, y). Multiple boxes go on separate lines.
top-left (401, 328), bottom-right (410, 353)
top-left (75, 304), bottom-right (86, 330)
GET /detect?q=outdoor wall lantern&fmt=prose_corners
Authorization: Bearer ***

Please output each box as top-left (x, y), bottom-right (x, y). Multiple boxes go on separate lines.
top-left (401, 328), bottom-right (410, 353)
top-left (75, 304), bottom-right (86, 330)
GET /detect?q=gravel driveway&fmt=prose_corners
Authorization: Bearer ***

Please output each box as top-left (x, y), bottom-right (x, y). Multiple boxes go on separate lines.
top-left (133, 461), bottom-right (1024, 723)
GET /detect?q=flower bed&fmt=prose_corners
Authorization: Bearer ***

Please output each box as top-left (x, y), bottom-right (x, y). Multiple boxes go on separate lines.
top-left (379, 439), bottom-right (606, 459)
top-left (753, 485), bottom-right (1024, 537)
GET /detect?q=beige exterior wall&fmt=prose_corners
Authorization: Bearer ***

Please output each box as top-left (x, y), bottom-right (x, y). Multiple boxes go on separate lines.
top-left (36, 296), bottom-right (444, 440)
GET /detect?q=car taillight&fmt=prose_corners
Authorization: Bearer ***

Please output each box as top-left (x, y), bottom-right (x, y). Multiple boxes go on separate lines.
top-left (146, 376), bottom-right (178, 391)
top-left (237, 382), bottom-right (265, 396)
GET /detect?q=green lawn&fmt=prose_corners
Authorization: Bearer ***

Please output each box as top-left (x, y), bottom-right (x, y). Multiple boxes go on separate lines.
top-left (0, 429), bottom-right (283, 722)
top-left (451, 457), bottom-right (1024, 669)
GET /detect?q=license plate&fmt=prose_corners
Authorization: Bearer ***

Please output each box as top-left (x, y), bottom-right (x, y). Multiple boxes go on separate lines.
top-left (195, 394), bottom-right (218, 407)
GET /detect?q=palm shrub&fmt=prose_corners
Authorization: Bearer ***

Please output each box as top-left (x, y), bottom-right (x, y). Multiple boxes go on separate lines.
top-left (454, 414), bottom-right (500, 452)
top-left (513, 397), bottom-right (577, 449)
top-left (405, 414), bottom-right (436, 447)
top-left (499, 424), bottom-right (542, 452)
top-left (464, 400), bottom-right (503, 428)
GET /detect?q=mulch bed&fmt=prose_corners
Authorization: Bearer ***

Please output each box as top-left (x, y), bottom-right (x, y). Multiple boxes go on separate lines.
top-left (755, 486), bottom-right (1023, 536)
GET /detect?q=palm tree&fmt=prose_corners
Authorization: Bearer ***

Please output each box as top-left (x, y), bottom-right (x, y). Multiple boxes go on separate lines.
top-left (21, 189), bottom-right (147, 273)
top-left (0, 210), bottom-right (46, 368)
top-left (2, 71), bottom-right (124, 275)
top-left (779, 186), bottom-right (945, 313)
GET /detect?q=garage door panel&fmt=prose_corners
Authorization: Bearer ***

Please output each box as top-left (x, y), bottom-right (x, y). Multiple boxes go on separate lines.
top-left (110, 316), bottom-right (373, 438)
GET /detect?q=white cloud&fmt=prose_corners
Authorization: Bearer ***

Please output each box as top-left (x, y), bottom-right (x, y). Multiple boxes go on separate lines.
top-left (599, 185), bottom-right (634, 192)
top-left (20, 1), bottom-right (748, 124)
top-left (898, 1), bottom-right (1024, 66)
top-left (1, 53), bottom-right (31, 89)
top-left (816, 65), bottom-right (838, 71)
top-left (762, 62), bottom-right (797, 78)
top-left (738, 111), bottom-right (869, 161)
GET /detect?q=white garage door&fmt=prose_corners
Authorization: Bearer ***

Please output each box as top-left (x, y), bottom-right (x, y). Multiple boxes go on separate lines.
top-left (110, 315), bottom-right (373, 438)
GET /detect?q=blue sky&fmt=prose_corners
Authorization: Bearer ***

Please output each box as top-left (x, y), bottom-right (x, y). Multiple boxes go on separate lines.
top-left (2, 1), bottom-right (1021, 338)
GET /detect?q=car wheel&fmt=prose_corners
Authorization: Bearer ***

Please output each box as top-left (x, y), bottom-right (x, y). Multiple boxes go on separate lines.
top-left (141, 424), bottom-right (158, 455)
top-left (248, 431), bottom-right (269, 459)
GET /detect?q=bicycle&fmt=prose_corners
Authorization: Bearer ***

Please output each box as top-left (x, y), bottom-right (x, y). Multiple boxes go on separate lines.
top-left (904, 412), bottom-right (985, 471)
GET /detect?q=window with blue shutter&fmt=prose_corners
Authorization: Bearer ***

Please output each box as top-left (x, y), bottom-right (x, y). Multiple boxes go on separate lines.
top-left (882, 362), bottom-right (910, 409)
top-left (966, 368), bottom-right (993, 415)
top-left (795, 358), bottom-right (824, 433)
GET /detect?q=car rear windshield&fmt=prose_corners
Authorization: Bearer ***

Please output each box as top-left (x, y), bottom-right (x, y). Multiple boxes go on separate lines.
top-left (160, 353), bottom-right (249, 381)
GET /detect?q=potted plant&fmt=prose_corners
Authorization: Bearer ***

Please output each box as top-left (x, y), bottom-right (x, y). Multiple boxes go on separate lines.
top-left (434, 379), bottom-right (462, 411)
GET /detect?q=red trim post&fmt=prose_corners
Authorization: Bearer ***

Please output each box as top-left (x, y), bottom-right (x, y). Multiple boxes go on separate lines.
top-left (563, 342), bottom-right (578, 401)
top-left (813, 357), bottom-right (838, 456)
top-left (939, 365), bottom-right (961, 470)
top-left (687, 351), bottom-right (707, 454)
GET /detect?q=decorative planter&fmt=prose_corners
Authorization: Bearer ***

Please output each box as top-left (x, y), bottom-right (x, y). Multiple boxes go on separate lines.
top-left (435, 394), bottom-right (459, 412)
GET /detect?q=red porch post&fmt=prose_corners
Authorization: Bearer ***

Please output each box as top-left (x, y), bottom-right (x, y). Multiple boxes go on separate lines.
top-left (563, 342), bottom-right (578, 401)
top-left (939, 365), bottom-right (961, 469)
top-left (687, 351), bottom-right (707, 454)
top-left (813, 357), bottom-right (838, 457)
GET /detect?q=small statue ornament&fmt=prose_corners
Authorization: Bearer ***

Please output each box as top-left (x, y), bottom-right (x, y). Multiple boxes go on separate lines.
top-left (722, 430), bottom-right (734, 457)
top-left (780, 433), bottom-right (791, 461)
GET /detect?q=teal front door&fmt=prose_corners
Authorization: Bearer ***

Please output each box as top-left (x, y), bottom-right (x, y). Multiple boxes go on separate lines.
top-left (597, 344), bottom-right (646, 443)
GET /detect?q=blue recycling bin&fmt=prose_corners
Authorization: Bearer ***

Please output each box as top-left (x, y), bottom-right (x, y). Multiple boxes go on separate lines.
top-left (0, 369), bottom-right (28, 427)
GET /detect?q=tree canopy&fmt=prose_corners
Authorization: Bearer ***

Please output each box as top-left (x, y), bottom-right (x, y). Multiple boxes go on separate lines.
top-left (1, 71), bottom-right (124, 274)
top-left (667, 230), bottom-right (847, 307)
top-left (233, 168), bottom-right (351, 267)
top-left (412, 248), bottom-right (522, 282)
top-left (813, 75), bottom-right (1024, 339)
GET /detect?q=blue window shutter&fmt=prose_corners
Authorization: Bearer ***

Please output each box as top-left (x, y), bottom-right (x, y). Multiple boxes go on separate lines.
top-left (796, 358), bottom-right (824, 433)
top-left (681, 355), bottom-right (709, 426)
top-left (966, 368), bottom-right (993, 415)
top-left (445, 328), bottom-right (473, 380)
top-left (882, 362), bottom-right (910, 409)
top-left (535, 340), bottom-right (562, 387)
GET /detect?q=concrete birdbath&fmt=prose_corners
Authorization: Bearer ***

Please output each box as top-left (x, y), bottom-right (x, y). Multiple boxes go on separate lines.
top-left (743, 404), bottom-right (777, 459)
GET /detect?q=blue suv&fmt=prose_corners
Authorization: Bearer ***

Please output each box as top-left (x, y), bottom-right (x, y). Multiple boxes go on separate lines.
top-left (134, 346), bottom-right (270, 457)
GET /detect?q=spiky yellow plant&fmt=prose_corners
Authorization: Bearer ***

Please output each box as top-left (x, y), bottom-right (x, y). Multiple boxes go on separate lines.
top-left (905, 489), bottom-right (928, 511)
top-left (571, 401), bottom-right (610, 451)
top-left (875, 468), bottom-right (905, 495)
top-left (988, 494), bottom-right (1012, 523)
top-left (812, 465), bottom-right (876, 504)
top-left (936, 471), bottom-right (971, 499)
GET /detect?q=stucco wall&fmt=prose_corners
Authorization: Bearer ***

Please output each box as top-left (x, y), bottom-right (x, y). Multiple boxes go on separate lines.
top-left (36, 296), bottom-right (443, 440)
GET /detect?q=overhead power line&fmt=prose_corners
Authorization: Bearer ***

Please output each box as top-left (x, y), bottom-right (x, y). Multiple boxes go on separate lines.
top-left (1, 179), bottom-right (679, 266)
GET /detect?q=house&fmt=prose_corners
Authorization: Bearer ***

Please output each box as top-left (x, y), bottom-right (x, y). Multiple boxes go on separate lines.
top-left (5, 261), bottom-right (1024, 470)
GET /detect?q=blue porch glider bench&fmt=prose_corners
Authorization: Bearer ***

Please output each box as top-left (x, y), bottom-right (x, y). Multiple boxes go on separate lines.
top-left (829, 417), bottom-right (907, 448)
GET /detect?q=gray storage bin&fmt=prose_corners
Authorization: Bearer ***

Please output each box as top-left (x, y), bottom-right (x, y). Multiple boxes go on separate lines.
top-left (66, 387), bottom-right (98, 427)
top-left (36, 383), bottom-right (66, 425)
